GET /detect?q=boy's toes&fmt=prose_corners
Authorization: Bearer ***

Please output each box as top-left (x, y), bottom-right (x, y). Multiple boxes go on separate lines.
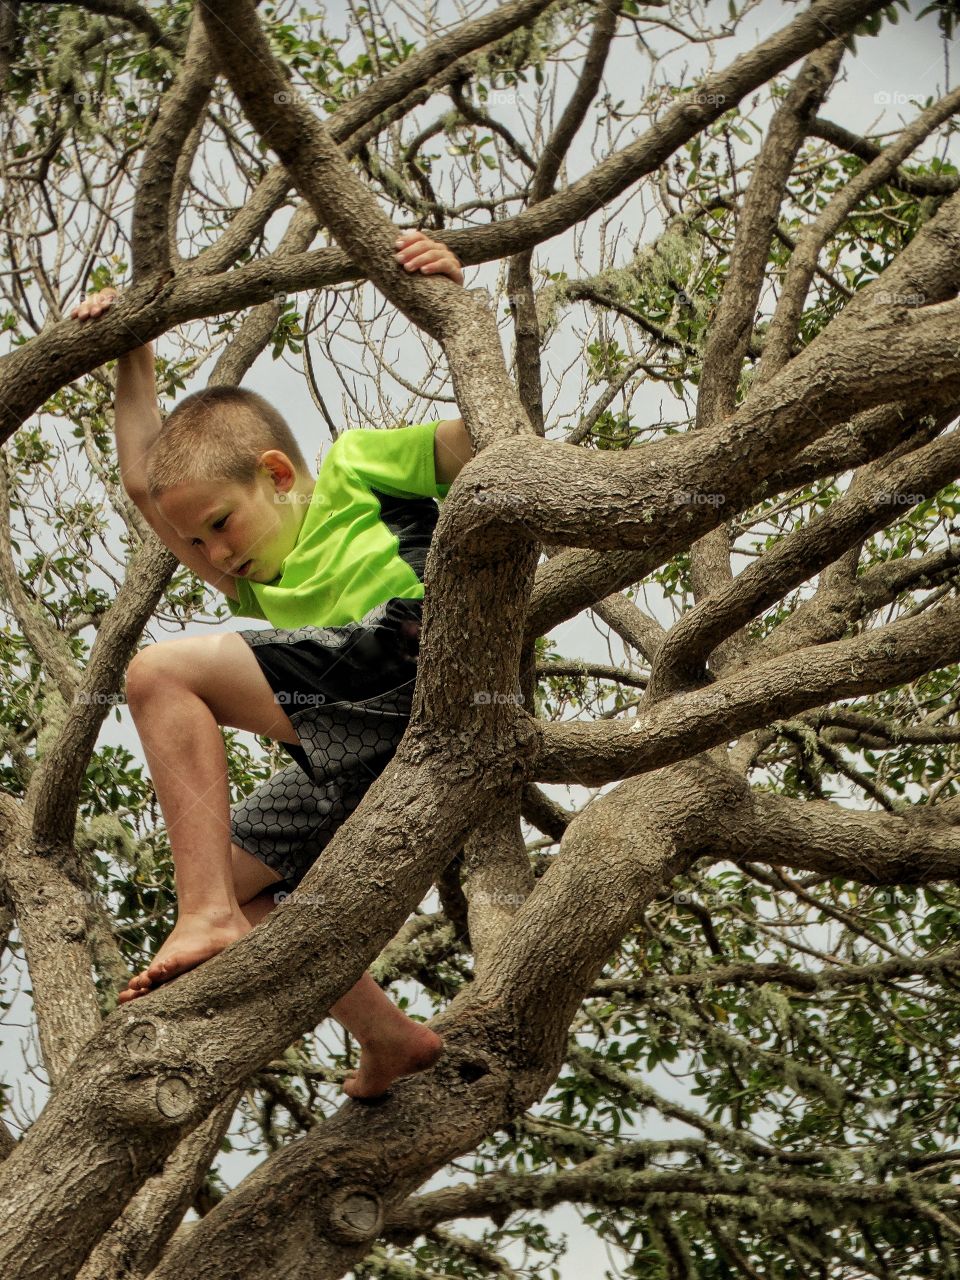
top-left (118, 975), bottom-right (151, 1003)
top-left (145, 957), bottom-right (182, 987)
top-left (123, 970), bottom-right (154, 996)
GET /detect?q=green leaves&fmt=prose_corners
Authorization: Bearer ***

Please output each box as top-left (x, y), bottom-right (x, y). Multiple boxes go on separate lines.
top-left (270, 300), bottom-right (305, 359)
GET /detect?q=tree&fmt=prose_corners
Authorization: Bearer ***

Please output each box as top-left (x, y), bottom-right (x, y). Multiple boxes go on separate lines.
top-left (2, 0), bottom-right (960, 1274)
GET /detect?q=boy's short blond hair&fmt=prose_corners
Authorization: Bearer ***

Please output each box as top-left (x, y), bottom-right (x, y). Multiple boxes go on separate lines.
top-left (146, 386), bottom-right (310, 498)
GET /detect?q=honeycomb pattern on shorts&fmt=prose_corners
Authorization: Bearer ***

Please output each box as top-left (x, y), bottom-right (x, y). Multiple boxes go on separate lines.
top-left (231, 763), bottom-right (358, 887)
top-left (230, 678), bottom-right (415, 888)
top-left (290, 678), bottom-right (415, 784)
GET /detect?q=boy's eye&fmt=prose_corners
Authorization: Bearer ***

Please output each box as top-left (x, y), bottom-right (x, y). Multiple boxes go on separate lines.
top-left (190, 514), bottom-right (228, 546)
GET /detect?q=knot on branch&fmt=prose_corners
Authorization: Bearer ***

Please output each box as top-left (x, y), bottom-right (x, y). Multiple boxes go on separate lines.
top-left (123, 1018), bottom-right (159, 1057)
top-left (326, 1185), bottom-right (384, 1244)
top-left (110, 1016), bottom-right (210, 1126)
top-left (61, 915), bottom-right (86, 941)
top-left (155, 1073), bottom-right (195, 1120)
top-left (456, 1057), bottom-right (491, 1084)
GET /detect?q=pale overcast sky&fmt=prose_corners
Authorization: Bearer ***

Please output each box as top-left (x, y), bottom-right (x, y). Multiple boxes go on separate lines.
top-left (2, 1), bottom-right (957, 1274)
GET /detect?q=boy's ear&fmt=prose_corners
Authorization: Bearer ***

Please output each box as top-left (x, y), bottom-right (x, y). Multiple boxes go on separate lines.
top-left (258, 449), bottom-right (296, 492)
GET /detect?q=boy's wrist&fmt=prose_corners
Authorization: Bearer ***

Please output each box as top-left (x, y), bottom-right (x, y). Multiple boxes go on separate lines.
top-left (118, 340), bottom-right (154, 366)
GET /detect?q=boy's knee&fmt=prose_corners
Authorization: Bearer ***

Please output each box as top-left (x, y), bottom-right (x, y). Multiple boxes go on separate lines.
top-left (125, 644), bottom-right (185, 709)
top-left (126, 635), bottom-right (236, 711)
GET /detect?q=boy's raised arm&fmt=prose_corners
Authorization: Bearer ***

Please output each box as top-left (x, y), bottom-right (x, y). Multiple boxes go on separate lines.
top-left (433, 417), bottom-right (473, 487)
top-left (70, 290), bottom-right (239, 599)
top-left (114, 340), bottom-right (163, 501)
top-left (70, 289), bottom-right (160, 500)
top-left (392, 232), bottom-right (473, 487)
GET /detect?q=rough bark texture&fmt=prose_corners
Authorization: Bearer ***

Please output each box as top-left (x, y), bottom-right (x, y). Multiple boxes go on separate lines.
top-left (3, 0), bottom-right (960, 1275)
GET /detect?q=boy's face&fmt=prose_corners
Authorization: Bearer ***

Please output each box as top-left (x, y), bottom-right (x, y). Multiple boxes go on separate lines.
top-left (156, 451), bottom-right (306, 584)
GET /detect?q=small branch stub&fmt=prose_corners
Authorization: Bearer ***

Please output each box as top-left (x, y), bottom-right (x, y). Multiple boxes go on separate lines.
top-left (61, 915), bottom-right (86, 941)
top-left (326, 1186), bottom-right (384, 1243)
top-left (155, 1074), bottom-right (193, 1120)
top-left (123, 1019), bottom-right (158, 1057)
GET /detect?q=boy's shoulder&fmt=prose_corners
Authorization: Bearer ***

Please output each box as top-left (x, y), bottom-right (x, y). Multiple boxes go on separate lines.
top-left (326, 420), bottom-right (439, 450)
top-left (314, 420), bottom-right (447, 506)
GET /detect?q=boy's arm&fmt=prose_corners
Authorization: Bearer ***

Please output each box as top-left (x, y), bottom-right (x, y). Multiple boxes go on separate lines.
top-left (114, 341), bottom-right (162, 497)
top-left (433, 417), bottom-right (473, 487)
top-left (71, 290), bottom-right (239, 599)
top-left (391, 233), bottom-right (473, 489)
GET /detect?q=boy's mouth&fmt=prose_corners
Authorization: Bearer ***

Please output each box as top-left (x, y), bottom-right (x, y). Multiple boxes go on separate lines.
top-left (235, 559), bottom-right (253, 577)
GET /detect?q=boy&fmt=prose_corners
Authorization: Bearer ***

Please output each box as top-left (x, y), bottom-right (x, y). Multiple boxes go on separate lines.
top-left (71, 229), bottom-right (473, 1097)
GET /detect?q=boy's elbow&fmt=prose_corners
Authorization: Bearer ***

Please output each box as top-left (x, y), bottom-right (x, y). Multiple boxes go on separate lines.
top-left (434, 417), bottom-right (474, 487)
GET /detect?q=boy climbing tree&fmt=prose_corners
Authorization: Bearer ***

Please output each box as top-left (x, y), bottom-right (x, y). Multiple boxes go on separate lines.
top-left (71, 229), bottom-right (474, 1098)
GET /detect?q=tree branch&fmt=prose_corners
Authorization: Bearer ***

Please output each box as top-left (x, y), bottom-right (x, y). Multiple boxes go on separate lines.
top-left (728, 785), bottom-right (960, 884)
top-left (0, 450), bottom-right (80, 702)
top-left (690, 37), bottom-right (845, 676)
top-left (760, 82), bottom-right (960, 380)
top-left (647, 409), bottom-right (960, 700)
top-left (130, 10), bottom-right (217, 279)
top-left (536, 587), bottom-right (960, 787)
top-left (23, 0), bottom-right (182, 52)
top-left (811, 114), bottom-right (960, 196)
top-left (505, 0), bottom-right (620, 434)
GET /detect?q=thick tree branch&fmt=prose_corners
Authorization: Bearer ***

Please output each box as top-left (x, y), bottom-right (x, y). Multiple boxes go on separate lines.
top-left (760, 83), bottom-right (960, 380)
top-left (199, 0), bottom-right (539, 459)
top-left (690, 38), bottom-right (845, 675)
top-left (0, 541), bottom-right (176, 1087)
top-left (75, 1092), bottom-right (241, 1280)
top-left (590, 591), bottom-right (664, 665)
top-left (728, 786), bottom-right (960, 884)
top-left (0, 792), bottom-right (104, 1086)
top-left (647, 413), bottom-right (960, 700)
top-left (460, 797), bottom-right (533, 976)
top-left (28, 536), bottom-right (175, 847)
top-left (520, 783), bottom-right (570, 842)
top-left (0, 0), bottom-right (20, 95)
top-left (131, 10), bottom-right (217, 280)
top-left (536, 587), bottom-right (960, 786)
top-left (698, 39), bottom-right (845, 430)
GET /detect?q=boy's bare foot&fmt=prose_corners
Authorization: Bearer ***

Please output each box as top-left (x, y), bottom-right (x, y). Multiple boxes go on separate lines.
top-left (70, 287), bottom-right (118, 321)
top-left (118, 909), bottom-right (251, 1003)
top-left (343, 1023), bottom-right (443, 1099)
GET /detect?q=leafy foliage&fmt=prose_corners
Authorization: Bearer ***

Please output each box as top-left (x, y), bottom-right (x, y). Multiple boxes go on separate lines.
top-left (2, 0), bottom-right (960, 1276)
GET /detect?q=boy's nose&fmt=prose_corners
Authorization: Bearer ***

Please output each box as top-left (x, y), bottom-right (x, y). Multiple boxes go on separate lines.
top-left (209, 540), bottom-right (232, 568)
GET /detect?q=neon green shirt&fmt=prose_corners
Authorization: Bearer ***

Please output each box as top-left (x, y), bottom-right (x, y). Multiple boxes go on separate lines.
top-left (226, 420), bottom-right (450, 628)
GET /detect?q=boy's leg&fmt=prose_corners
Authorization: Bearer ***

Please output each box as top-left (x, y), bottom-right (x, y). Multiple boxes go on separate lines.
top-left (121, 632), bottom-right (442, 1093)
top-left (238, 880), bottom-right (442, 1097)
top-left (119, 631), bottom-right (301, 1002)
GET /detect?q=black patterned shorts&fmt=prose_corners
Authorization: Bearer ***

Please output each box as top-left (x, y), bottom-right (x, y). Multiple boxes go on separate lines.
top-left (229, 595), bottom-right (422, 890)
